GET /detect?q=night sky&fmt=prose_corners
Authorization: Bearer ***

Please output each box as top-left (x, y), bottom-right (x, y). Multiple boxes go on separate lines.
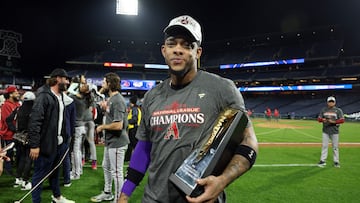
top-left (1, 0), bottom-right (359, 76)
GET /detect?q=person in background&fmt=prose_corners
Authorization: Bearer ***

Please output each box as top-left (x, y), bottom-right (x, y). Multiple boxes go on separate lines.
top-left (247, 109), bottom-right (253, 118)
top-left (62, 92), bottom-right (76, 187)
top-left (273, 108), bottom-right (280, 122)
top-left (6, 91), bottom-right (36, 190)
top-left (0, 85), bottom-right (21, 176)
top-left (92, 88), bottom-right (106, 145)
top-left (317, 96), bottom-right (345, 168)
top-left (67, 74), bottom-right (87, 96)
top-left (265, 107), bottom-right (272, 121)
top-left (0, 147), bottom-right (4, 176)
top-left (28, 68), bottom-right (75, 203)
top-left (0, 94), bottom-right (5, 176)
top-left (83, 88), bottom-right (97, 170)
top-left (125, 95), bottom-right (141, 162)
top-left (0, 139), bottom-right (11, 176)
top-left (69, 82), bottom-right (90, 180)
top-left (91, 72), bottom-right (129, 203)
top-left (0, 94), bottom-right (5, 109)
top-left (118, 15), bottom-right (258, 203)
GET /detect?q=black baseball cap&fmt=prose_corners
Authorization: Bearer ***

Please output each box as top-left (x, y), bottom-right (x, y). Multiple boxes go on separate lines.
top-left (44, 68), bottom-right (69, 78)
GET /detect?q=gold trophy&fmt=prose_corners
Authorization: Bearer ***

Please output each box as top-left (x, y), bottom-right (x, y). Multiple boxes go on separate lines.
top-left (169, 108), bottom-right (248, 197)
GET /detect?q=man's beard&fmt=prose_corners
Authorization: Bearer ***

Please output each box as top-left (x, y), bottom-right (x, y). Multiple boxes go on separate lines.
top-left (58, 83), bottom-right (67, 92)
top-left (169, 65), bottom-right (191, 77)
top-left (12, 96), bottom-right (20, 102)
top-left (101, 88), bottom-right (109, 95)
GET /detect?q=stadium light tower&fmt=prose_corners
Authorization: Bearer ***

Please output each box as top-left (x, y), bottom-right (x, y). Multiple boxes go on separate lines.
top-left (116, 0), bottom-right (138, 15)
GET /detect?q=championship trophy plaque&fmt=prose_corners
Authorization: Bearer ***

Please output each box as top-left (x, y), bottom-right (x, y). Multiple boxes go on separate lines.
top-left (169, 108), bottom-right (248, 197)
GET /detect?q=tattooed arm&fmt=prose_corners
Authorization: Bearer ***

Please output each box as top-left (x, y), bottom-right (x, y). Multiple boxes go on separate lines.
top-left (186, 124), bottom-right (258, 203)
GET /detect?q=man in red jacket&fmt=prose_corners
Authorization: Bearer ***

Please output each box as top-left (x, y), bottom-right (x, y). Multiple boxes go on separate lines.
top-left (0, 85), bottom-right (21, 176)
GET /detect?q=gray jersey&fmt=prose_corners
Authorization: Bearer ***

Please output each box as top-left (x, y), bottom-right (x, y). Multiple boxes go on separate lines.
top-left (71, 94), bottom-right (87, 126)
top-left (136, 70), bottom-right (246, 202)
top-left (104, 93), bottom-right (129, 148)
top-left (319, 106), bottom-right (344, 134)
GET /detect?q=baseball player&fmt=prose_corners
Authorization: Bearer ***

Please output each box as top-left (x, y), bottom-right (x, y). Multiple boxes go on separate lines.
top-left (317, 96), bottom-right (345, 168)
top-left (91, 72), bottom-right (129, 202)
top-left (118, 15), bottom-right (258, 203)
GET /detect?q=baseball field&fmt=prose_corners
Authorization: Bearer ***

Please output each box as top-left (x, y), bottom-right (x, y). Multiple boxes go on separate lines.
top-left (1, 118), bottom-right (359, 203)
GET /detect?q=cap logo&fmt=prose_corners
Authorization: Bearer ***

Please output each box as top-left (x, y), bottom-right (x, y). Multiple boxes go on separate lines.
top-left (181, 18), bottom-right (189, 25)
top-left (179, 16), bottom-right (196, 28)
top-left (164, 15), bottom-right (202, 44)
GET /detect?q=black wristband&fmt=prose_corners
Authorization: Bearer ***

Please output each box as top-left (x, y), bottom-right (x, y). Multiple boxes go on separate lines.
top-left (126, 167), bottom-right (145, 186)
top-left (235, 144), bottom-right (257, 168)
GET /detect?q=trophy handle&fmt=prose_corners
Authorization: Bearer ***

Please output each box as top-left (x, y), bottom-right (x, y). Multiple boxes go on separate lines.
top-left (196, 108), bottom-right (238, 161)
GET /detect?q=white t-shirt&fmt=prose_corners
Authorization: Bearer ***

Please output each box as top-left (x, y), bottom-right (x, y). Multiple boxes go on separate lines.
top-left (51, 90), bottom-right (64, 136)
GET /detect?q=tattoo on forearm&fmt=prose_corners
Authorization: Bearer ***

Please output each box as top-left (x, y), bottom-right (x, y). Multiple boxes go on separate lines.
top-left (222, 156), bottom-right (248, 186)
top-left (222, 126), bottom-right (257, 186)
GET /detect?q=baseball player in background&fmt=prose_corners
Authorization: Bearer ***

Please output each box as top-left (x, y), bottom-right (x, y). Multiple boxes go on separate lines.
top-left (317, 96), bottom-right (345, 168)
top-left (91, 72), bottom-right (129, 203)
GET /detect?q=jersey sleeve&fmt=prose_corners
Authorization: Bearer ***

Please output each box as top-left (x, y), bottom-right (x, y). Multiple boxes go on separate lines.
top-left (219, 78), bottom-right (246, 111)
top-left (135, 91), bottom-right (152, 142)
top-left (112, 97), bottom-right (126, 123)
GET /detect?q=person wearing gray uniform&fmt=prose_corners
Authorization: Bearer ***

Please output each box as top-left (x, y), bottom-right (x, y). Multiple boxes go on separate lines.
top-left (91, 72), bottom-right (129, 203)
top-left (118, 15), bottom-right (258, 203)
top-left (70, 83), bottom-right (90, 180)
top-left (317, 96), bottom-right (345, 168)
top-left (83, 99), bottom-right (98, 170)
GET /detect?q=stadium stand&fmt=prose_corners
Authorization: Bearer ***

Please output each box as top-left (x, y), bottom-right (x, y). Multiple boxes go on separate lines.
top-left (252, 70), bottom-right (288, 81)
top-left (306, 39), bottom-right (343, 59)
top-left (284, 68), bottom-right (326, 80)
top-left (325, 65), bottom-right (360, 78)
top-left (1, 26), bottom-right (359, 120)
top-left (275, 42), bottom-right (312, 59)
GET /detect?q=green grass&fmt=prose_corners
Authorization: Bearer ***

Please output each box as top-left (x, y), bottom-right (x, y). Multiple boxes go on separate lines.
top-left (253, 118), bottom-right (360, 143)
top-left (1, 118), bottom-right (359, 202)
top-left (227, 147), bottom-right (360, 203)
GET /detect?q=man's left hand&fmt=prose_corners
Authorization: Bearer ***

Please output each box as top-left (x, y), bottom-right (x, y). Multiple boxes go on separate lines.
top-left (96, 125), bottom-right (104, 133)
top-left (29, 147), bottom-right (40, 160)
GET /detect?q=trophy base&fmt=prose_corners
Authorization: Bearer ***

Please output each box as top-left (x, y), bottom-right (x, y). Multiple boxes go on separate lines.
top-left (169, 173), bottom-right (204, 197)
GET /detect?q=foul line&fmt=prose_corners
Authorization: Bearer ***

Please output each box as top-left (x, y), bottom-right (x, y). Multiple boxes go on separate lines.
top-left (255, 128), bottom-right (283, 135)
top-left (254, 163), bottom-right (318, 167)
top-left (291, 128), bottom-right (320, 140)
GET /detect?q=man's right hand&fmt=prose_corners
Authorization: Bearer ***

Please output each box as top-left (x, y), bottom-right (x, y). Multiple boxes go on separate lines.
top-left (29, 147), bottom-right (40, 160)
top-left (0, 151), bottom-right (10, 161)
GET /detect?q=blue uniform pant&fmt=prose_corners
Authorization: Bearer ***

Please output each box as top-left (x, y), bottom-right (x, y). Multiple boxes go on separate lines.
top-left (31, 144), bottom-right (67, 203)
top-left (60, 143), bottom-right (71, 184)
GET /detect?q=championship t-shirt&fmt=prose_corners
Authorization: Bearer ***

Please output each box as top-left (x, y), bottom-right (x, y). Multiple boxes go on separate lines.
top-left (136, 70), bottom-right (247, 202)
top-left (104, 92), bottom-right (129, 148)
